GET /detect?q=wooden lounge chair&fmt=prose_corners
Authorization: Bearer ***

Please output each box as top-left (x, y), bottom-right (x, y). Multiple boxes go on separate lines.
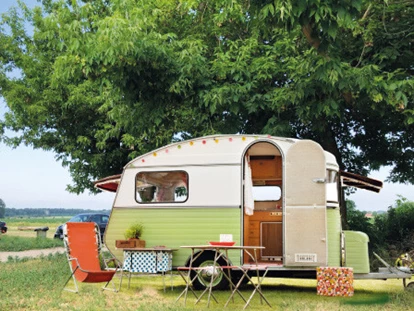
top-left (63, 222), bottom-right (123, 293)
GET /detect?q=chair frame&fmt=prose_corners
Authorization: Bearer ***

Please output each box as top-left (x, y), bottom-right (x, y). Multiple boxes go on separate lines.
top-left (63, 222), bottom-right (123, 293)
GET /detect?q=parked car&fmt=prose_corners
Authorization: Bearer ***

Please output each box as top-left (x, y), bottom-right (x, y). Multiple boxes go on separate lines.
top-left (0, 221), bottom-right (7, 233)
top-left (54, 213), bottom-right (109, 240)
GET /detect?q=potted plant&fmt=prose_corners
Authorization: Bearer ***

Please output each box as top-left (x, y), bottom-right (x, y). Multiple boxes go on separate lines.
top-left (124, 223), bottom-right (144, 239)
top-left (116, 223), bottom-right (146, 248)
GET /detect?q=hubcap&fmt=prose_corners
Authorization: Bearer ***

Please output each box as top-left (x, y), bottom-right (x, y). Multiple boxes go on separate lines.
top-left (197, 260), bottom-right (223, 287)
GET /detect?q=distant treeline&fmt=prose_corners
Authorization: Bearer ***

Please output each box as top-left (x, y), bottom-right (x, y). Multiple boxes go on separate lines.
top-left (5, 208), bottom-right (110, 217)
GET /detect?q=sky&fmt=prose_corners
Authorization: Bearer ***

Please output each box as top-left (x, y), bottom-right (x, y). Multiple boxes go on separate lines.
top-left (0, 0), bottom-right (413, 212)
top-left (0, 0), bottom-right (114, 210)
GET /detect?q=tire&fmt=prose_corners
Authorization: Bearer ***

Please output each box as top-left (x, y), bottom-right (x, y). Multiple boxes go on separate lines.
top-left (231, 270), bottom-right (250, 287)
top-left (189, 251), bottom-right (230, 290)
top-left (406, 282), bottom-right (414, 291)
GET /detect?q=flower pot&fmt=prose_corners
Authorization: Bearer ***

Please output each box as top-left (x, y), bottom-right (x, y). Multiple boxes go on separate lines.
top-left (116, 239), bottom-right (136, 248)
top-left (131, 238), bottom-right (146, 248)
top-left (115, 239), bottom-right (146, 248)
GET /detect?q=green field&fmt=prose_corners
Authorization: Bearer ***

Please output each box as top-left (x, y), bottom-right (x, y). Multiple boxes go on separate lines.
top-left (1, 217), bottom-right (69, 239)
top-left (0, 217), bottom-right (67, 251)
top-left (4, 216), bottom-right (69, 228)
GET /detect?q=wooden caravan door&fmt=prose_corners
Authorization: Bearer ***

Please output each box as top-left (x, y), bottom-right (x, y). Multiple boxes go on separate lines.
top-left (261, 222), bottom-right (283, 259)
top-left (285, 140), bottom-right (327, 267)
top-left (243, 142), bottom-right (283, 263)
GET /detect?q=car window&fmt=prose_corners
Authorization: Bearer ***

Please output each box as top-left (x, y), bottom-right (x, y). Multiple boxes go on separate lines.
top-left (102, 215), bottom-right (109, 223)
top-left (69, 215), bottom-right (85, 222)
top-left (89, 215), bottom-right (101, 223)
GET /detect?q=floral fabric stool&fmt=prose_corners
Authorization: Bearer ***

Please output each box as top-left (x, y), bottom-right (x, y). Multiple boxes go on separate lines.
top-left (316, 267), bottom-right (354, 297)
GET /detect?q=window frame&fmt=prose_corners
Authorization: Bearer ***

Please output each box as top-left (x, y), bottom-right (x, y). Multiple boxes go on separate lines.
top-left (252, 185), bottom-right (282, 202)
top-left (135, 170), bottom-right (189, 204)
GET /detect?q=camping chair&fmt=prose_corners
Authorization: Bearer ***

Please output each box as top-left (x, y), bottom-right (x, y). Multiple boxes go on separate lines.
top-left (63, 222), bottom-right (123, 293)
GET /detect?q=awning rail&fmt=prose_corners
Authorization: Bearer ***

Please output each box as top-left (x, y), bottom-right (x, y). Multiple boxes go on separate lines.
top-left (93, 174), bottom-right (121, 192)
top-left (340, 170), bottom-right (383, 193)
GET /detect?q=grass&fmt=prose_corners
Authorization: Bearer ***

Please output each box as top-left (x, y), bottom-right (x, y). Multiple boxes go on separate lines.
top-left (0, 217), bottom-right (66, 251)
top-left (4, 217), bottom-right (71, 226)
top-left (1, 217), bottom-right (413, 310)
top-left (0, 253), bottom-right (413, 311)
top-left (1, 217), bottom-right (68, 239)
top-left (0, 234), bottom-right (63, 251)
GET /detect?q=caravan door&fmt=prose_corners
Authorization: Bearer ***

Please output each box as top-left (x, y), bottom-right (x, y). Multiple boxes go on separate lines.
top-left (284, 140), bottom-right (327, 267)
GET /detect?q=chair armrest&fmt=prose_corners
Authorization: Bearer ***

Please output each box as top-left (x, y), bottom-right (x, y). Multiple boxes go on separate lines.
top-left (67, 257), bottom-right (80, 267)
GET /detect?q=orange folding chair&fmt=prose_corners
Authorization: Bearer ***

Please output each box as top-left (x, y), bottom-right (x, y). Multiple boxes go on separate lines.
top-left (63, 222), bottom-right (123, 293)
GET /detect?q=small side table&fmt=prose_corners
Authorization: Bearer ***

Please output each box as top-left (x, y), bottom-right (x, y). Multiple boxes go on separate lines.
top-left (123, 247), bottom-right (177, 291)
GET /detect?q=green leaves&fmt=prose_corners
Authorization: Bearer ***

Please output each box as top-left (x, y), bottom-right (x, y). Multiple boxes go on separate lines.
top-left (1, 0), bottom-right (414, 192)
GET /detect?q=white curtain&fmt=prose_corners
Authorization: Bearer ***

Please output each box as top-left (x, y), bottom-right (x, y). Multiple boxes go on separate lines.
top-left (244, 155), bottom-right (254, 215)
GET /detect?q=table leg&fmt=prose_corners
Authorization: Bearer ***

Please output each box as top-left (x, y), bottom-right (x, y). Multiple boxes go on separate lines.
top-left (169, 252), bottom-right (174, 291)
top-left (224, 268), bottom-right (248, 307)
top-left (184, 249), bottom-right (194, 305)
top-left (243, 268), bottom-right (271, 310)
top-left (254, 249), bottom-right (262, 305)
top-left (156, 251), bottom-right (167, 292)
top-left (195, 248), bottom-right (225, 306)
top-left (162, 271), bottom-right (165, 292)
top-left (176, 269), bottom-right (199, 301)
top-left (195, 281), bottom-right (218, 305)
top-left (127, 252), bottom-right (132, 289)
top-left (224, 250), bottom-right (234, 303)
top-left (176, 249), bottom-right (205, 305)
top-left (207, 249), bottom-right (220, 307)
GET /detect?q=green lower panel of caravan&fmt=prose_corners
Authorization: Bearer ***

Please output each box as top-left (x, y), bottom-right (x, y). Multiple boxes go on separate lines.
top-left (344, 230), bottom-right (370, 273)
top-left (326, 208), bottom-right (341, 267)
top-left (105, 207), bottom-right (241, 267)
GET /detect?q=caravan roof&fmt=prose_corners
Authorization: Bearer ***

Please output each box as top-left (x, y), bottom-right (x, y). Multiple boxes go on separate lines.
top-left (125, 134), bottom-right (338, 170)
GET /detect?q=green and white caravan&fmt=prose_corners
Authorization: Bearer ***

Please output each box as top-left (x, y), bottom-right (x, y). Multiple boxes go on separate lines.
top-left (96, 134), bottom-right (412, 289)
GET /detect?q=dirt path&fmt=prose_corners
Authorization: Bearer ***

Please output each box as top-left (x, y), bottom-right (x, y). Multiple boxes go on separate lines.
top-left (0, 247), bottom-right (65, 262)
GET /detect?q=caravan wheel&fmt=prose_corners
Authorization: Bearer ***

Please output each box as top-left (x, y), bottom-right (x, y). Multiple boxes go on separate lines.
top-left (406, 282), bottom-right (414, 291)
top-left (189, 251), bottom-right (229, 290)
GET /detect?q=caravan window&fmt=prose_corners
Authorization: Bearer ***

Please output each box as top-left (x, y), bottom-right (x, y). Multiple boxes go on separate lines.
top-left (326, 169), bottom-right (339, 203)
top-left (135, 171), bottom-right (188, 203)
top-left (252, 186), bottom-right (281, 201)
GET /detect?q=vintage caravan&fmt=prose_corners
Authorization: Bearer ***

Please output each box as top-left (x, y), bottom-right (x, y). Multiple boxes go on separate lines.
top-left (96, 134), bottom-right (410, 289)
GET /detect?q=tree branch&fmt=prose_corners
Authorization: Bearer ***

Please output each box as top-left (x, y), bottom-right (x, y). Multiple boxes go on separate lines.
top-left (362, 4), bottom-right (372, 20)
top-left (302, 23), bottom-right (321, 50)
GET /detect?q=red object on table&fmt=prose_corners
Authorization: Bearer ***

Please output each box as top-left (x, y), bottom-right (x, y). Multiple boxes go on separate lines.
top-left (208, 241), bottom-right (236, 246)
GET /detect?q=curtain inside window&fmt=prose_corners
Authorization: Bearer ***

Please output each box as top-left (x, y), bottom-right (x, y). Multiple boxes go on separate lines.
top-left (244, 155), bottom-right (254, 215)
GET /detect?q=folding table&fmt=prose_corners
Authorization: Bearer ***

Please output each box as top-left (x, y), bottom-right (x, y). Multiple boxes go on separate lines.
top-left (176, 245), bottom-right (271, 309)
top-left (224, 264), bottom-right (271, 309)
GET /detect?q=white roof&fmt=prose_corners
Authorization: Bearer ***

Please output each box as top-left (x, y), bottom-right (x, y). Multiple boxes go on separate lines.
top-left (126, 134), bottom-right (338, 170)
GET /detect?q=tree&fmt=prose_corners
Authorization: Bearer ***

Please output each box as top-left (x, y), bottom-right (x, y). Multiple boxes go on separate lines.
top-left (383, 196), bottom-right (414, 249)
top-left (0, 198), bottom-right (5, 218)
top-left (346, 199), bottom-right (382, 251)
top-left (348, 197), bottom-right (414, 270)
top-left (365, 196), bottom-right (414, 268)
top-left (346, 200), bottom-right (371, 233)
top-left (1, 0), bottom-right (413, 197)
